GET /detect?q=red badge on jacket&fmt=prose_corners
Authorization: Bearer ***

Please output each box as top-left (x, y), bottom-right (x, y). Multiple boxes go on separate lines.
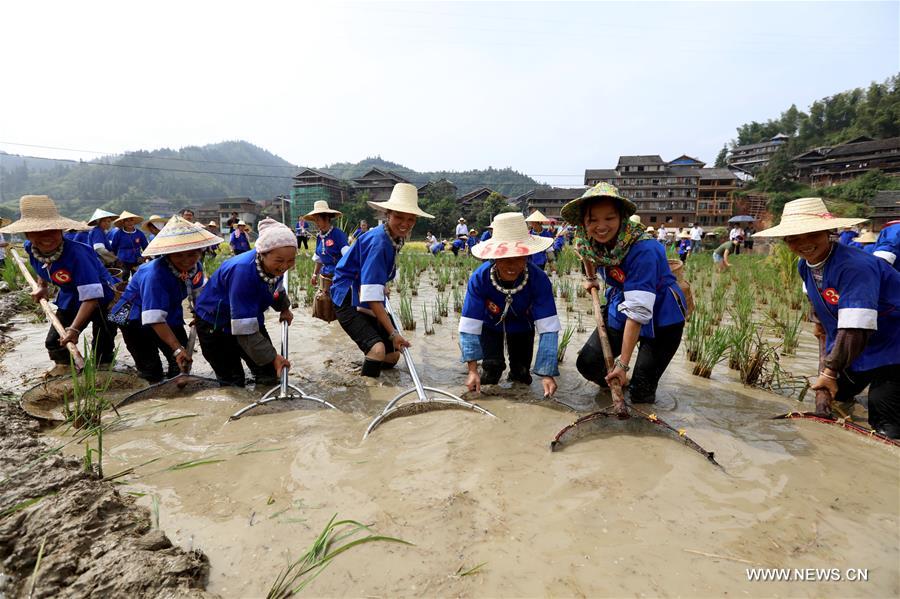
top-left (822, 288), bottom-right (840, 305)
top-left (51, 269), bottom-right (72, 285)
top-left (192, 271), bottom-right (203, 286)
top-left (325, 239), bottom-right (334, 247)
top-left (608, 267), bottom-right (626, 283)
top-left (486, 300), bottom-right (501, 315)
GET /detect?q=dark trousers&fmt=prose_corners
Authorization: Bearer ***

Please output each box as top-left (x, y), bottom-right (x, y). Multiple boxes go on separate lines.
top-left (835, 365), bottom-right (900, 439)
top-left (121, 321), bottom-right (188, 383)
top-left (196, 320), bottom-right (276, 387)
top-left (47, 305), bottom-right (117, 365)
top-left (297, 236), bottom-right (309, 250)
top-left (576, 318), bottom-right (684, 403)
top-left (480, 327), bottom-right (534, 385)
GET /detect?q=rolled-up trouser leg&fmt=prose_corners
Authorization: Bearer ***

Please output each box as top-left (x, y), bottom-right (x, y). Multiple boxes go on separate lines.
top-left (479, 327), bottom-right (506, 385)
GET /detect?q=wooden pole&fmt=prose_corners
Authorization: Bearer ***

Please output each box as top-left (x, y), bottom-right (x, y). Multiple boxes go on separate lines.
top-left (10, 247), bottom-right (85, 370)
top-left (587, 281), bottom-right (628, 416)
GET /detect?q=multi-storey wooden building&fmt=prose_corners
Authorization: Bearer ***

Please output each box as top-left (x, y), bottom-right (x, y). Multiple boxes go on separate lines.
top-left (696, 168), bottom-right (739, 227)
top-left (869, 190), bottom-right (900, 231)
top-left (525, 187), bottom-right (586, 220)
top-left (794, 136), bottom-right (900, 187)
top-left (727, 133), bottom-right (790, 174)
top-left (352, 168), bottom-right (411, 202)
top-left (290, 168), bottom-right (350, 222)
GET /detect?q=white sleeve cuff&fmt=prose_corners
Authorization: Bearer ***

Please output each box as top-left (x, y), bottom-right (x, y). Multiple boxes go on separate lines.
top-left (340, 246), bottom-right (350, 256)
top-left (231, 317), bottom-right (260, 335)
top-left (312, 253), bottom-right (322, 263)
top-left (873, 250), bottom-right (896, 264)
top-left (619, 290), bottom-right (656, 324)
top-left (141, 309), bottom-right (168, 325)
top-left (359, 284), bottom-right (385, 302)
top-left (802, 281), bottom-right (807, 294)
top-left (77, 283), bottom-right (104, 301)
top-left (534, 314), bottom-right (561, 334)
top-left (458, 316), bottom-right (483, 335)
top-left (837, 307), bottom-right (878, 330)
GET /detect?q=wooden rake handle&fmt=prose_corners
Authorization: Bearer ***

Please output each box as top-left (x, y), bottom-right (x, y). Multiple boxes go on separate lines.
top-left (583, 261), bottom-right (627, 415)
top-left (10, 247), bottom-right (85, 370)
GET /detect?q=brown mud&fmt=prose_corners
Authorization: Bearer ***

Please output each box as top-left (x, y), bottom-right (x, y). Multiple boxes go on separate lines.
top-left (0, 276), bottom-right (898, 598)
top-left (0, 403), bottom-right (212, 598)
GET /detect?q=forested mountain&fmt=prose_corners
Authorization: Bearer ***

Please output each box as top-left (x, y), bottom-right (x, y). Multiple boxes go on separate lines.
top-left (0, 143), bottom-right (542, 220)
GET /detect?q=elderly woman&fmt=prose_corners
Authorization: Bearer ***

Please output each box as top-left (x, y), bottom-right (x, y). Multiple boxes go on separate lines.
top-left (1, 195), bottom-right (119, 375)
top-left (194, 218), bottom-right (295, 386)
top-left (108, 211), bottom-right (149, 277)
top-left (754, 198), bottom-right (900, 438)
top-left (229, 220), bottom-right (252, 255)
top-left (110, 217), bottom-right (221, 383)
top-left (330, 183), bottom-right (434, 377)
top-left (561, 183), bottom-right (687, 405)
top-left (459, 212), bottom-right (560, 397)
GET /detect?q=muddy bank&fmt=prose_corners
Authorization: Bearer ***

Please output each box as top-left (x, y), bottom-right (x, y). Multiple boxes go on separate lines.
top-left (0, 403), bottom-right (212, 598)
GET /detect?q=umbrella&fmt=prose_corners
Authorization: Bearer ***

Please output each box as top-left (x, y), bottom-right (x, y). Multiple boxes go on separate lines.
top-left (728, 215), bottom-right (755, 223)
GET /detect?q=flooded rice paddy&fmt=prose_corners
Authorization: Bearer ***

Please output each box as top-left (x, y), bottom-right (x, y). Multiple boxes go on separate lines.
top-left (0, 272), bottom-right (897, 598)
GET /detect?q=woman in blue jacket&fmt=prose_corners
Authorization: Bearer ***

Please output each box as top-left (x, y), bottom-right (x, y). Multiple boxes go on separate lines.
top-left (562, 183), bottom-right (687, 405)
top-left (108, 211), bottom-right (149, 278)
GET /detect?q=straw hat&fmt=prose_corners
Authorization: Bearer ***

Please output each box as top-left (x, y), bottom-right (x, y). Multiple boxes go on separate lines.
top-left (560, 182), bottom-right (637, 225)
top-left (87, 208), bottom-right (118, 226)
top-left (458, 218), bottom-right (466, 223)
top-left (753, 198), bottom-right (868, 237)
top-left (471, 212), bottom-right (554, 260)
top-left (142, 214), bottom-right (167, 233)
top-left (0, 195), bottom-right (88, 234)
top-left (678, 230), bottom-right (691, 239)
top-left (646, 226), bottom-right (656, 233)
top-left (303, 200), bottom-right (342, 222)
top-left (856, 230), bottom-right (878, 244)
top-left (524, 210), bottom-right (550, 224)
top-left (142, 215), bottom-right (224, 256)
top-left (629, 214), bottom-right (642, 224)
top-left (237, 219), bottom-right (248, 228)
top-left (0, 217), bottom-right (10, 228)
top-left (367, 183), bottom-right (434, 218)
top-left (114, 210), bottom-right (143, 227)
top-left (206, 220), bottom-right (219, 229)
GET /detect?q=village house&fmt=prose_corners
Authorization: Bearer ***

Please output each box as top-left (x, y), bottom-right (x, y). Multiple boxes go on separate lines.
top-left (727, 133), bottom-right (790, 174)
top-left (794, 136), bottom-right (900, 187)
top-left (417, 178), bottom-right (458, 199)
top-left (455, 187), bottom-right (505, 211)
top-left (290, 168), bottom-right (350, 222)
top-left (525, 187), bottom-right (585, 220)
top-left (696, 168), bottom-right (740, 227)
top-left (197, 197), bottom-right (260, 230)
top-left (352, 167), bottom-right (411, 202)
top-left (869, 190), bottom-right (900, 231)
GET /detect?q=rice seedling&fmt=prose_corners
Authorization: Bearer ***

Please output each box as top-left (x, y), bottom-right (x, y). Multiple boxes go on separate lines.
top-left (452, 286), bottom-right (463, 313)
top-left (267, 514), bottom-right (412, 598)
top-left (692, 326), bottom-right (730, 378)
top-left (739, 331), bottom-right (779, 387)
top-left (683, 305), bottom-right (710, 362)
top-left (557, 323), bottom-right (576, 363)
top-left (576, 311), bottom-right (586, 333)
top-left (455, 562), bottom-right (487, 577)
top-left (399, 294), bottom-right (417, 330)
top-left (436, 268), bottom-right (450, 293)
top-left (422, 304), bottom-right (434, 335)
top-left (555, 246), bottom-right (580, 275)
top-left (435, 292), bottom-right (449, 317)
top-left (775, 306), bottom-right (803, 355)
top-left (431, 300), bottom-right (443, 325)
top-left (64, 340), bottom-right (116, 429)
top-left (28, 536), bottom-right (47, 599)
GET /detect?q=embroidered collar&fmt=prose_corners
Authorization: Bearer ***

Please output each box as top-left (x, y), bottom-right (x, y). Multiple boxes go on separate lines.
top-left (318, 227), bottom-right (333, 239)
top-left (255, 252), bottom-right (280, 288)
top-left (33, 241), bottom-right (65, 266)
top-left (164, 256), bottom-right (199, 283)
top-left (489, 265), bottom-right (529, 323)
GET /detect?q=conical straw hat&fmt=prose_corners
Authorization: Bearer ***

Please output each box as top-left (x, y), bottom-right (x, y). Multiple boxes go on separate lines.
top-left (87, 208), bottom-right (118, 226)
top-left (303, 200), bottom-right (342, 221)
top-left (525, 209), bottom-right (550, 223)
top-left (856, 230), bottom-right (878, 244)
top-left (143, 215), bottom-right (224, 256)
top-left (367, 183), bottom-right (434, 218)
top-left (142, 214), bottom-right (168, 232)
top-left (114, 210), bottom-right (144, 227)
top-left (753, 198), bottom-right (867, 237)
top-left (0, 195), bottom-right (88, 234)
top-left (471, 212), bottom-right (554, 260)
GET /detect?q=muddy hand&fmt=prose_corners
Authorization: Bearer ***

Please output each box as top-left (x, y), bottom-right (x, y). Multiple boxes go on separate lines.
top-left (273, 355), bottom-right (291, 377)
top-left (813, 388), bottom-right (833, 418)
top-left (466, 371), bottom-right (481, 395)
top-left (280, 309), bottom-right (294, 325)
top-left (175, 351), bottom-right (193, 373)
top-left (392, 333), bottom-right (411, 351)
top-left (59, 328), bottom-right (79, 347)
top-left (31, 286), bottom-right (49, 303)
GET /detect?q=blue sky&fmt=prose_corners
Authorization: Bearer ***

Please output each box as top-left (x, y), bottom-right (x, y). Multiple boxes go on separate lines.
top-left (1, 1), bottom-right (897, 186)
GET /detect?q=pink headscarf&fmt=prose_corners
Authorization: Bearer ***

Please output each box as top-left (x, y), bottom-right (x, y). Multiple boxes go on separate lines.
top-left (255, 218), bottom-right (297, 253)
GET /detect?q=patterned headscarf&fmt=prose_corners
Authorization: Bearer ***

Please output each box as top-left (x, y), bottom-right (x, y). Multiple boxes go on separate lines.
top-left (573, 220), bottom-right (653, 267)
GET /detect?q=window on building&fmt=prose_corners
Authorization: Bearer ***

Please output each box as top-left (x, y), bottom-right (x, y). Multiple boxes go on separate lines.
top-left (638, 166), bottom-right (644, 172)
top-left (665, 217), bottom-right (673, 224)
top-left (652, 179), bottom-right (659, 185)
top-left (650, 216), bottom-right (657, 223)
top-left (651, 191), bottom-right (658, 198)
top-left (718, 201), bottom-right (729, 210)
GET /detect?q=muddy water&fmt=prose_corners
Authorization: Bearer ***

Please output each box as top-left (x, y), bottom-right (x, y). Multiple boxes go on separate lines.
top-left (1, 278), bottom-right (898, 598)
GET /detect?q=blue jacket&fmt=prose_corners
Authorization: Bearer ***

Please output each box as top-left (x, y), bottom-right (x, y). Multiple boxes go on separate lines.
top-left (313, 227), bottom-right (349, 276)
top-left (330, 224), bottom-right (399, 308)
top-left (26, 240), bottom-right (117, 311)
top-left (113, 257), bottom-right (205, 327)
top-left (108, 228), bottom-right (148, 264)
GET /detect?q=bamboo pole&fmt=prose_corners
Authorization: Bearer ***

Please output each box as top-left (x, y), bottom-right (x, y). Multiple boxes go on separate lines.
top-left (586, 278), bottom-right (628, 416)
top-left (10, 247), bottom-right (85, 370)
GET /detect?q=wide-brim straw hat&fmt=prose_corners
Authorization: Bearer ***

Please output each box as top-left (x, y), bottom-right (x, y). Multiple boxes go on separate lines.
top-left (856, 230), bottom-right (878, 244)
top-left (142, 214), bottom-right (167, 233)
top-left (471, 212), bottom-right (554, 260)
top-left (678, 230), bottom-right (691, 239)
top-left (303, 200), bottom-right (342, 222)
top-left (525, 209), bottom-right (550, 224)
top-left (368, 183), bottom-right (434, 218)
top-left (87, 208), bottom-right (118, 226)
top-left (0, 217), bottom-right (10, 228)
top-left (646, 226), bottom-right (656, 233)
top-left (206, 220), bottom-right (219, 229)
top-left (114, 210), bottom-right (143, 227)
top-left (143, 215), bottom-right (224, 256)
top-left (236, 220), bottom-right (248, 228)
top-left (629, 214), bottom-right (642, 224)
top-left (560, 182), bottom-right (637, 225)
top-left (0, 195), bottom-right (88, 234)
top-left (753, 197), bottom-right (868, 237)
